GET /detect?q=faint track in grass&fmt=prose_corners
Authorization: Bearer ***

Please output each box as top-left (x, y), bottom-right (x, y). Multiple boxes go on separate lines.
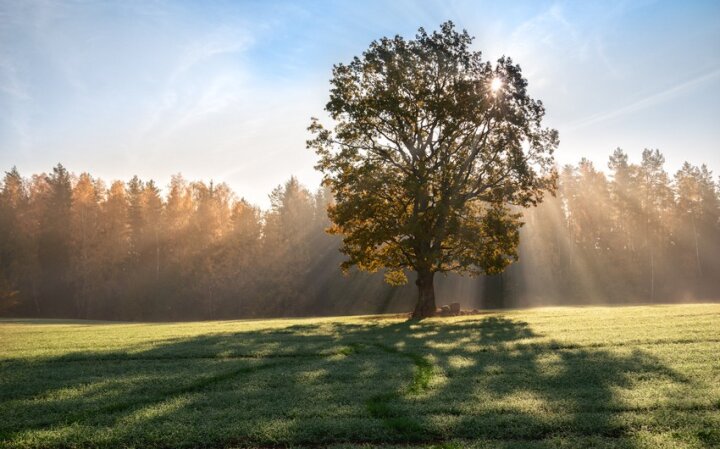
top-left (364, 342), bottom-right (438, 440)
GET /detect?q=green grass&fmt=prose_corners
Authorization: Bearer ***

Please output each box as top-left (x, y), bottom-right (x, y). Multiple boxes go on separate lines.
top-left (1, 304), bottom-right (719, 448)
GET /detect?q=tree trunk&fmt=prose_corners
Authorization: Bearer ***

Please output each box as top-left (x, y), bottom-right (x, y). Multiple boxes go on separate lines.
top-left (412, 270), bottom-right (436, 319)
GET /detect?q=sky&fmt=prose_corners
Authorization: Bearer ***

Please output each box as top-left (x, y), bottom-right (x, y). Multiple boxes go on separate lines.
top-left (1, 0), bottom-right (719, 208)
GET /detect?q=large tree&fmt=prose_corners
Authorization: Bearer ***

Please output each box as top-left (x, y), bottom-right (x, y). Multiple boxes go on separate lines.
top-left (308, 22), bottom-right (558, 318)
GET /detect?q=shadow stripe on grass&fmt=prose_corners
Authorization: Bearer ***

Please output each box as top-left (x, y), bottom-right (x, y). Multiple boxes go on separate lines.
top-left (6, 361), bottom-right (283, 437)
top-left (0, 349), bottom-right (359, 364)
top-left (365, 342), bottom-right (437, 440)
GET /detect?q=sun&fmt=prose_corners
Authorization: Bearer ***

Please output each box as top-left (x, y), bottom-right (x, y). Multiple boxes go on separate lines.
top-left (490, 77), bottom-right (503, 93)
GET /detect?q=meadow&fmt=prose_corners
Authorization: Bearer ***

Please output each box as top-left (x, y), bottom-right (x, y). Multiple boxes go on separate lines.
top-left (1, 304), bottom-right (719, 448)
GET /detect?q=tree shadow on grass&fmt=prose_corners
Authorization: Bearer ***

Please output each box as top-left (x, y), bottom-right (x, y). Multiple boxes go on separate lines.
top-left (0, 316), bottom-right (715, 448)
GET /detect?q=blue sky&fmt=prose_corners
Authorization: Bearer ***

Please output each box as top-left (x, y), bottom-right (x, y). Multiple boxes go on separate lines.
top-left (1, 0), bottom-right (719, 207)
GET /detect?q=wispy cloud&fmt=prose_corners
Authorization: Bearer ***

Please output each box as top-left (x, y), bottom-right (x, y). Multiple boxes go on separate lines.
top-left (171, 30), bottom-right (253, 83)
top-left (565, 67), bottom-right (720, 130)
top-left (0, 58), bottom-right (29, 100)
top-left (142, 29), bottom-right (254, 136)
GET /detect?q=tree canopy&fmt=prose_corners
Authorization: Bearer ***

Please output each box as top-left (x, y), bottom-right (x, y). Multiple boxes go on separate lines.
top-left (308, 21), bottom-right (558, 317)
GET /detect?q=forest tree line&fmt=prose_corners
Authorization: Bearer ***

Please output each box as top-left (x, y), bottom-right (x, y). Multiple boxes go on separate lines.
top-left (496, 148), bottom-right (720, 307)
top-left (0, 147), bottom-right (718, 320)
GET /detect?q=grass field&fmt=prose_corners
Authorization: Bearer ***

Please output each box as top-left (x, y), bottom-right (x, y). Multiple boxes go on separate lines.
top-left (1, 304), bottom-right (719, 448)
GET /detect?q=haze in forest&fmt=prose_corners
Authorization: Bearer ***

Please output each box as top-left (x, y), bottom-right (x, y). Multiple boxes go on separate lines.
top-left (1, 146), bottom-right (719, 320)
